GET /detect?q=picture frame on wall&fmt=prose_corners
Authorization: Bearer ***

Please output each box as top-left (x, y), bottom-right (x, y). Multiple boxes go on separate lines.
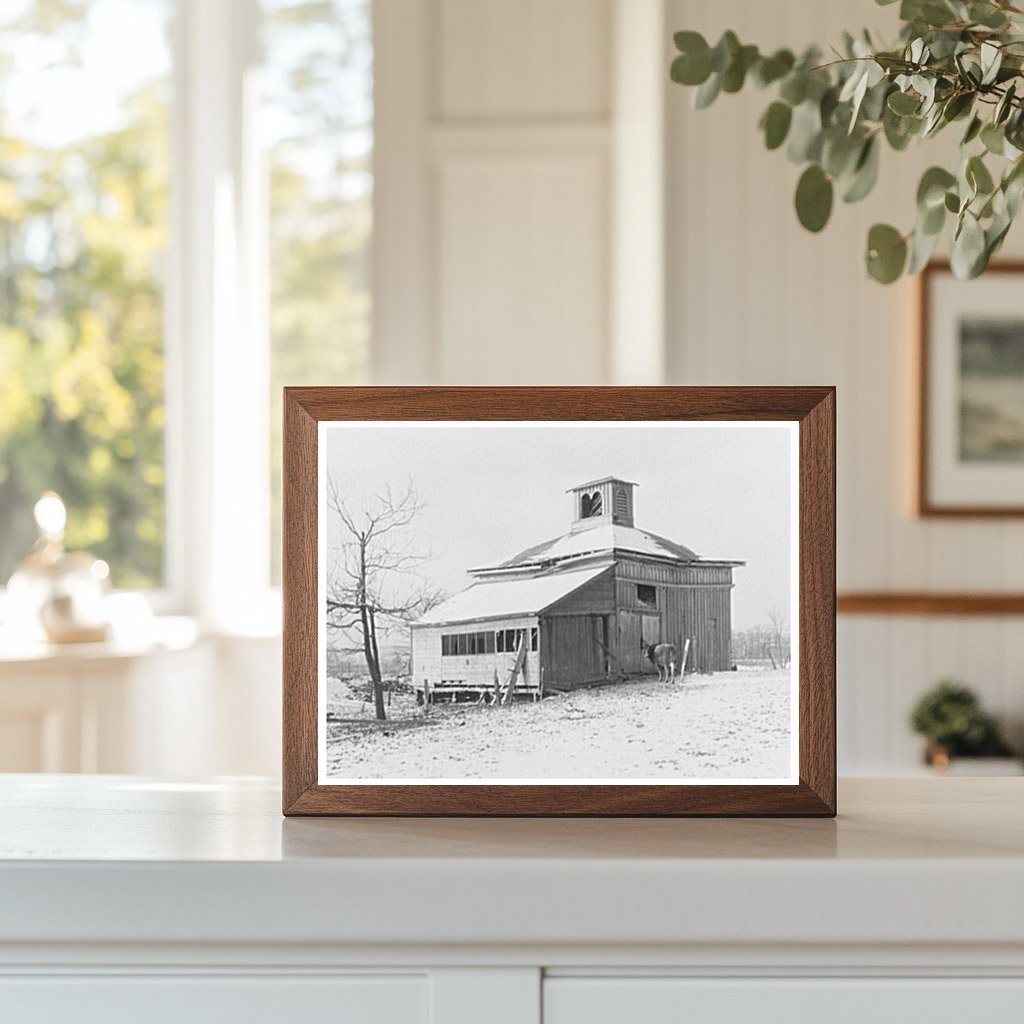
top-left (282, 387), bottom-right (836, 817)
top-left (918, 261), bottom-right (1024, 517)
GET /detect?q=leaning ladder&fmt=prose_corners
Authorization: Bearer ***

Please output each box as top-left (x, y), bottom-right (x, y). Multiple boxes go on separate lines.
top-left (500, 636), bottom-right (528, 705)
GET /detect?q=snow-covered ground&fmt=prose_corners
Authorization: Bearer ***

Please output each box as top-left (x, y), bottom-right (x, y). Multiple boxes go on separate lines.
top-left (324, 666), bottom-right (792, 781)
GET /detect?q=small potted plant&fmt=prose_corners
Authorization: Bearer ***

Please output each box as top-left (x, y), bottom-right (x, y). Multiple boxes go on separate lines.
top-left (909, 680), bottom-right (1019, 773)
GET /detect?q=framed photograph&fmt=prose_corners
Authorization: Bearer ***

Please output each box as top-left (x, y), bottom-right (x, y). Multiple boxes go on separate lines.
top-left (918, 261), bottom-right (1024, 516)
top-left (283, 387), bottom-right (835, 816)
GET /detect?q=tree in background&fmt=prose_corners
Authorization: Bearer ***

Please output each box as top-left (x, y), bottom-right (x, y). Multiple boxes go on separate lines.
top-left (0, 1), bottom-right (169, 586)
top-left (0, 0), bottom-right (372, 589)
top-left (264, 0), bottom-right (372, 581)
top-left (324, 476), bottom-right (441, 720)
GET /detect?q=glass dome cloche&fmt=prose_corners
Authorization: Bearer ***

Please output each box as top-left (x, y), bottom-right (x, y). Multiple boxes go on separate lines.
top-left (5, 492), bottom-right (111, 644)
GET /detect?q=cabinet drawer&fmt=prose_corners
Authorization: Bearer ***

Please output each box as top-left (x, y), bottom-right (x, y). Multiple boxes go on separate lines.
top-left (544, 977), bottom-right (1024, 1024)
top-left (0, 974), bottom-right (427, 1024)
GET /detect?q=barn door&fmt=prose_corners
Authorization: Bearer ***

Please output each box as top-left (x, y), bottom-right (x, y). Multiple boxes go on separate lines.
top-left (619, 611), bottom-right (661, 672)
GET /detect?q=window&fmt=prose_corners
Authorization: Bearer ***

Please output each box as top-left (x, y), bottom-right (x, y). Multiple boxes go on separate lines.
top-left (580, 490), bottom-right (602, 518)
top-left (637, 584), bottom-right (657, 607)
top-left (442, 629), bottom-right (516, 657)
top-left (531, 626), bottom-right (538, 652)
top-left (263, 0), bottom-right (372, 582)
top-left (0, 0), bottom-right (172, 588)
top-left (0, 0), bottom-right (373, 619)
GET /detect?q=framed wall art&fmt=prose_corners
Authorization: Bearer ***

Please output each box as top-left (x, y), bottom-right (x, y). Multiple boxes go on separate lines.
top-left (282, 387), bottom-right (835, 816)
top-left (918, 261), bottom-right (1024, 517)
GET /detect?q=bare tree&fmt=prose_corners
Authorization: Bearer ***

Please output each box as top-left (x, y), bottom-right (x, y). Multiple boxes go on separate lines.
top-left (767, 607), bottom-right (790, 669)
top-left (325, 476), bottom-right (441, 720)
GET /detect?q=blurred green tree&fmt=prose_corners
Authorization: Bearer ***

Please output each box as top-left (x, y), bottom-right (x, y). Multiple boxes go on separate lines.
top-left (0, 0), bottom-right (170, 587)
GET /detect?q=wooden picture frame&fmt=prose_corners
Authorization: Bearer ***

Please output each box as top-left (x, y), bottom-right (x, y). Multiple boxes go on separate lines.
top-left (283, 387), bottom-right (836, 817)
top-left (917, 260), bottom-right (1024, 517)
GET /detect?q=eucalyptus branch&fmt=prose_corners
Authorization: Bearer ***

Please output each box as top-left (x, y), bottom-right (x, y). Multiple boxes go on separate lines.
top-left (671, 0), bottom-right (1024, 282)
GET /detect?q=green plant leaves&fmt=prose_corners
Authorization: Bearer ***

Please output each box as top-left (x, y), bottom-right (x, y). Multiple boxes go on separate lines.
top-left (888, 90), bottom-right (921, 115)
top-left (952, 211), bottom-right (987, 278)
top-left (917, 166), bottom-right (957, 210)
top-left (671, 31), bottom-right (713, 86)
top-left (842, 137), bottom-right (880, 203)
top-left (981, 121), bottom-right (1006, 155)
top-left (759, 102), bottom-right (792, 150)
top-left (787, 100), bottom-right (823, 162)
top-left (753, 49), bottom-right (795, 87)
top-left (966, 154), bottom-right (994, 196)
top-left (795, 164), bottom-right (834, 232)
top-left (866, 224), bottom-right (908, 283)
top-left (668, 10), bottom-right (1024, 284)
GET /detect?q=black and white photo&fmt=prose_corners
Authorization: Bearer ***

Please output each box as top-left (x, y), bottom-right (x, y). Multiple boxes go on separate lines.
top-left (317, 421), bottom-right (799, 785)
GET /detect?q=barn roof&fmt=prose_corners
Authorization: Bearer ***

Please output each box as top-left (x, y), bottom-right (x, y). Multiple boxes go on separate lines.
top-left (486, 522), bottom-right (703, 571)
top-left (415, 563), bottom-right (613, 626)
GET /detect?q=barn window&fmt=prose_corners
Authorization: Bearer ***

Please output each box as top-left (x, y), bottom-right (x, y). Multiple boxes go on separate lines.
top-left (457, 633), bottom-right (468, 656)
top-left (441, 635), bottom-right (451, 656)
top-left (637, 584), bottom-right (657, 607)
top-left (531, 627), bottom-right (538, 651)
top-left (614, 487), bottom-right (629, 517)
top-left (580, 490), bottom-right (603, 518)
top-left (484, 631), bottom-right (495, 653)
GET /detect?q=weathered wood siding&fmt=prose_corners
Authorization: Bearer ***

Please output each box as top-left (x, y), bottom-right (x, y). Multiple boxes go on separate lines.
top-left (614, 557), bottom-right (735, 673)
top-left (411, 615), bottom-right (541, 694)
top-left (541, 614), bottom-right (609, 690)
top-left (544, 568), bottom-right (616, 617)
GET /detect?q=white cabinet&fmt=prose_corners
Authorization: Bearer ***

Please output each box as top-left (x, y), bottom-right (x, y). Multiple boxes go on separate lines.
top-left (2, 777), bottom-right (1023, 1024)
top-left (544, 977), bottom-right (1024, 1024)
top-left (0, 975), bottom-right (428, 1024)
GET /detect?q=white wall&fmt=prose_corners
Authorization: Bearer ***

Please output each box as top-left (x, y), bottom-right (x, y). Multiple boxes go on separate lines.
top-left (373, 0), bottom-right (666, 386)
top-left (665, 0), bottom-right (1024, 772)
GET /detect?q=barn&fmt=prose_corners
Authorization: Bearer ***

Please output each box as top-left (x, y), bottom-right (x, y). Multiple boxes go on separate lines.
top-left (410, 477), bottom-right (744, 701)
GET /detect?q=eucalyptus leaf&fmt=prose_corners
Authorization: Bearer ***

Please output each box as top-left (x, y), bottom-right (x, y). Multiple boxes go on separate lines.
top-left (908, 221), bottom-right (942, 273)
top-left (710, 31), bottom-right (740, 73)
top-left (866, 223), bottom-right (908, 283)
top-left (996, 82), bottom-right (1017, 124)
top-left (754, 49), bottom-right (795, 87)
top-left (970, 2), bottom-right (1009, 29)
top-left (721, 44), bottom-right (759, 93)
top-left (795, 164), bottom-right (834, 232)
top-left (962, 115), bottom-right (983, 145)
top-left (951, 211), bottom-right (987, 278)
top-left (779, 73), bottom-right (807, 106)
top-left (842, 137), bottom-right (880, 203)
top-left (917, 166), bottom-right (957, 210)
top-left (980, 42), bottom-right (1003, 86)
top-left (760, 101), bottom-right (793, 150)
top-left (981, 121), bottom-right (1006, 155)
top-left (822, 128), bottom-right (863, 178)
top-left (888, 90), bottom-right (921, 115)
top-left (787, 101), bottom-right (823, 162)
top-left (694, 73), bottom-right (721, 109)
top-left (967, 154), bottom-right (995, 195)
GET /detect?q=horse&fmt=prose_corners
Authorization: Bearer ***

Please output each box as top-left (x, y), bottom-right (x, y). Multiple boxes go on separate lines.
top-left (642, 637), bottom-right (679, 683)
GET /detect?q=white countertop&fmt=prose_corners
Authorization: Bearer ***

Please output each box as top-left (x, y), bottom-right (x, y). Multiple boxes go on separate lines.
top-left (2, 776), bottom-right (1023, 951)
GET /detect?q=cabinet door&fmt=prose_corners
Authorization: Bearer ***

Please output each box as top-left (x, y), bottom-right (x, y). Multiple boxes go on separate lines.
top-left (544, 977), bottom-right (1024, 1024)
top-left (0, 974), bottom-right (428, 1024)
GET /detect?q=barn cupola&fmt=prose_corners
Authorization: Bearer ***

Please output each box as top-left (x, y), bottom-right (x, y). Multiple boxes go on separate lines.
top-left (568, 477), bottom-right (636, 532)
